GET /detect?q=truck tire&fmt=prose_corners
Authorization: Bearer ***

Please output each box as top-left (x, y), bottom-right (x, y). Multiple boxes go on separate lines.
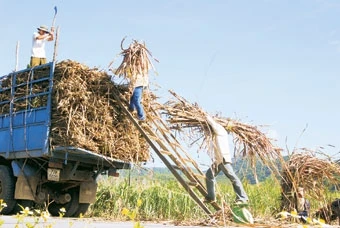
top-left (0, 165), bottom-right (17, 215)
top-left (48, 187), bottom-right (79, 217)
top-left (12, 200), bottom-right (35, 214)
top-left (73, 203), bottom-right (90, 217)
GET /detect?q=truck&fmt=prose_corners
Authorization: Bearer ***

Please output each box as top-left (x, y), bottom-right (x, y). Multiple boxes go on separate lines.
top-left (0, 62), bottom-right (131, 217)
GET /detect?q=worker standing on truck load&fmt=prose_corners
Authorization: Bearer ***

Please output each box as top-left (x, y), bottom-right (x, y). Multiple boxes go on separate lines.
top-left (112, 39), bottom-right (157, 122)
top-left (128, 58), bottom-right (149, 121)
top-left (204, 114), bottom-right (249, 205)
top-left (30, 25), bottom-right (54, 67)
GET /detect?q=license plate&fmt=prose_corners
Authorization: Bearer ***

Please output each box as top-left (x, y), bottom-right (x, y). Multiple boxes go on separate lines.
top-left (47, 168), bottom-right (60, 181)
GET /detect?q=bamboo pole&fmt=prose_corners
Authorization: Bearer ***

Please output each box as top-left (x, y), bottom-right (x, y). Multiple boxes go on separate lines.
top-left (53, 26), bottom-right (60, 62)
top-left (15, 41), bottom-right (19, 71)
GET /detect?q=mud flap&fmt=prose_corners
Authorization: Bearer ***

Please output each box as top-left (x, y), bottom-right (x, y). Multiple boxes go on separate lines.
top-left (14, 175), bottom-right (39, 201)
top-left (79, 181), bottom-right (97, 203)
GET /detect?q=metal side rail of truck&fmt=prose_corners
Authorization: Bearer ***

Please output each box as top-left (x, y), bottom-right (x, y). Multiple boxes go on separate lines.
top-left (0, 62), bottom-right (131, 217)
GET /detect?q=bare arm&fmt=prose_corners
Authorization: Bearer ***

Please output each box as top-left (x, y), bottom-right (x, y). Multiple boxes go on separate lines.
top-left (35, 27), bottom-right (54, 41)
top-left (48, 27), bottom-right (54, 41)
top-left (35, 33), bottom-right (50, 40)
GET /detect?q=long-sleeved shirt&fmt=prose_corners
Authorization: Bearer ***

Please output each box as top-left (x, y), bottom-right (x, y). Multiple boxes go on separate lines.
top-left (206, 115), bottom-right (232, 164)
top-left (131, 73), bottom-right (149, 88)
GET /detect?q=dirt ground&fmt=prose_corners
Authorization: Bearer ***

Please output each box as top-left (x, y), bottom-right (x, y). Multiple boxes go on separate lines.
top-left (177, 216), bottom-right (340, 227)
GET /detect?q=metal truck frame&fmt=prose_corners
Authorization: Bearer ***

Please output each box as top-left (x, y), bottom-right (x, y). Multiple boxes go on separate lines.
top-left (0, 62), bottom-right (131, 217)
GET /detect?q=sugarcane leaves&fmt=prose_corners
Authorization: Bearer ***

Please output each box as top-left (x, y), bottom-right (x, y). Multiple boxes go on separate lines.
top-left (110, 38), bottom-right (159, 80)
top-left (161, 90), bottom-right (281, 166)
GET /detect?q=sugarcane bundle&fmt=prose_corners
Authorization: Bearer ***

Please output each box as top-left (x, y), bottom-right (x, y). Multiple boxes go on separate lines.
top-left (161, 90), bottom-right (281, 166)
top-left (280, 149), bottom-right (340, 212)
top-left (50, 60), bottom-right (151, 162)
top-left (0, 67), bottom-right (50, 114)
top-left (0, 76), bottom-right (11, 114)
top-left (109, 37), bottom-right (158, 82)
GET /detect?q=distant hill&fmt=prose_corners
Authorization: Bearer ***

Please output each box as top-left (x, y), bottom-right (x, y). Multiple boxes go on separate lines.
top-left (118, 156), bottom-right (288, 184)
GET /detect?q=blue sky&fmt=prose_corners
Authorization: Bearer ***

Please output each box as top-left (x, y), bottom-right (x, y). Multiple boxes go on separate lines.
top-left (1, 0), bottom-right (339, 166)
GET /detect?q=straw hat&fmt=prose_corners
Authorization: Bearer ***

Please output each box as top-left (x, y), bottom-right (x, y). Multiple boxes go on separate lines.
top-left (37, 25), bottom-right (49, 33)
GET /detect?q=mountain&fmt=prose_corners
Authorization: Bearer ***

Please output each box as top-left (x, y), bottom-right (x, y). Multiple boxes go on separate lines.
top-left (117, 157), bottom-right (287, 184)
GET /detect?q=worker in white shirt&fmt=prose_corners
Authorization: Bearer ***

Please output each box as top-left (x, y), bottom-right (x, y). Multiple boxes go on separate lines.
top-left (204, 115), bottom-right (249, 205)
top-left (30, 25), bottom-right (54, 67)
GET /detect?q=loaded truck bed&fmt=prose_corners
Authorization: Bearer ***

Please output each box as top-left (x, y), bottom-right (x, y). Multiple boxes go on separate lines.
top-left (0, 62), bottom-right (131, 217)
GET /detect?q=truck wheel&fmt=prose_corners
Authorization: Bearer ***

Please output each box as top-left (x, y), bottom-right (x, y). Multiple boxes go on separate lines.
top-left (73, 203), bottom-right (90, 217)
top-left (0, 165), bottom-right (17, 215)
top-left (48, 188), bottom-right (79, 217)
top-left (12, 200), bottom-right (34, 214)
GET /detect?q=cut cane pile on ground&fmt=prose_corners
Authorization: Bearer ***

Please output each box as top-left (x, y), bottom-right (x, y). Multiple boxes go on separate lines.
top-left (1, 40), bottom-right (340, 227)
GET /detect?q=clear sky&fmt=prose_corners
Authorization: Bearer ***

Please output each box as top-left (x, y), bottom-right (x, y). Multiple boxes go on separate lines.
top-left (1, 0), bottom-right (339, 167)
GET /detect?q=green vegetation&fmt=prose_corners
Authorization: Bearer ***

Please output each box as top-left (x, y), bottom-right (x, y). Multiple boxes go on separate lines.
top-left (91, 175), bottom-right (204, 220)
top-left (121, 198), bottom-right (144, 228)
top-left (89, 169), bottom-right (283, 221)
top-left (87, 167), bottom-right (340, 225)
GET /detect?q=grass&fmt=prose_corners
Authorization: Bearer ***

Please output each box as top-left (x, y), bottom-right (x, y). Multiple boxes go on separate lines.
top-left (90, 176), bottom-right (204, 221)
top-left (89, 173), bottom-right (283, 222)
top-left (88, 171), bottom-right (340, 226)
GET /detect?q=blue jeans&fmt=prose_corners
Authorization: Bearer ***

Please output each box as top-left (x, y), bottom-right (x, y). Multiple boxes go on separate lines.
top-left (205, 162), bottom-right (248, 202)
top-left (129, 86), bottom-right (145, 120)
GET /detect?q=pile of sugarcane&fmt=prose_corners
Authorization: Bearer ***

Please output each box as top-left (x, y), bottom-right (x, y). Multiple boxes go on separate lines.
top-left (0, 67), bottom-right (51, 113)
top-left (161, 90), bottom-right (282, 170)
top-left (280, 149), bottom-right (340, 214)
top-left (0, 60), bottom-right (154, 162)
top-left (50, 60), bottom-right (151, 162)
top-left (0, 77), bottom-right (11, 113)
top-left (109, 37), bottom-right (158, 83)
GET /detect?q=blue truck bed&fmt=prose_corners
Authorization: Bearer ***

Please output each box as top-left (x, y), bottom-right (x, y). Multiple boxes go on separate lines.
top-left (0, 62), bottom-right (130, 170)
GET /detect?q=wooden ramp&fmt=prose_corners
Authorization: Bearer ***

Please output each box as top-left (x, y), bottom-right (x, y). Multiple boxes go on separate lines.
top-left (111, 89), bottom-right (222, 216)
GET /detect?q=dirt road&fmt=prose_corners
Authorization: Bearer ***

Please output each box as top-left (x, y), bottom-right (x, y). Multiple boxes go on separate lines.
top-left (0, 216), bottom-right (215, 228)
top-left (1, 215), bottom-right (337, 228)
